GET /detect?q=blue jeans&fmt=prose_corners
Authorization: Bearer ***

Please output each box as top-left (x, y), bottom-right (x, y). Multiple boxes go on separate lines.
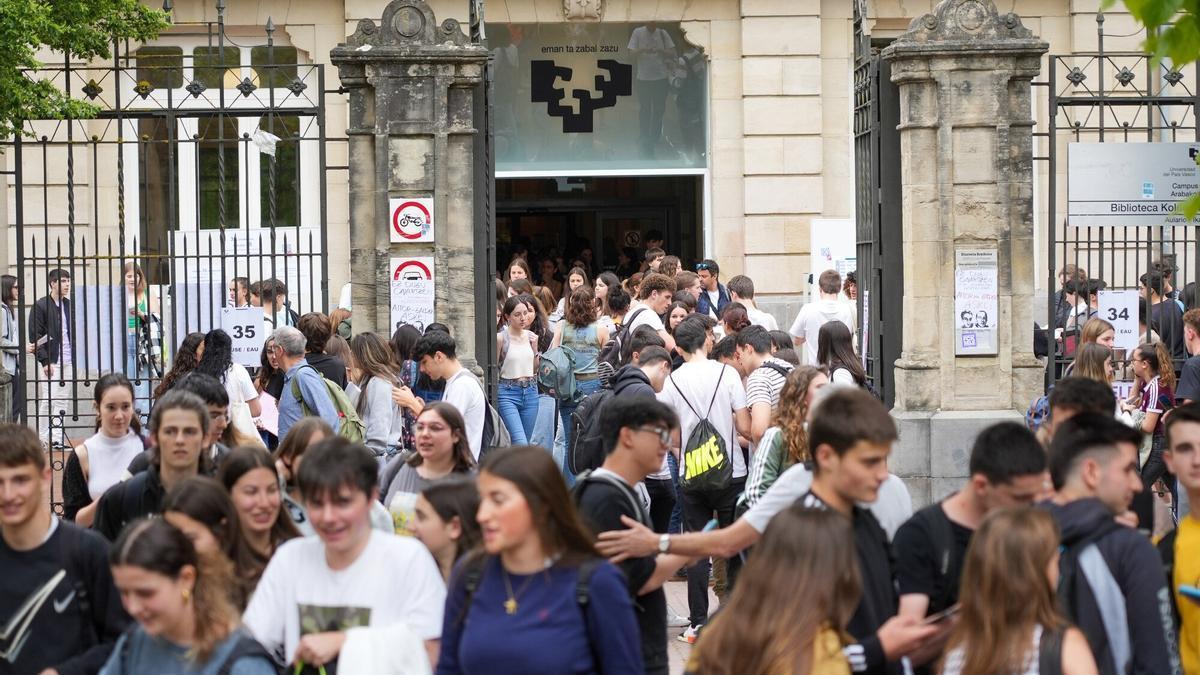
top-left (497, 380), bottom-right (539, 446)
top-left (667, 451), bottom-right (682, 534)
top-left (125, 333), bottom-right (150, 415)
top-left (530, 393), bottom-right (558, 452)
top-left (559, 378), bottom-right (602, 482)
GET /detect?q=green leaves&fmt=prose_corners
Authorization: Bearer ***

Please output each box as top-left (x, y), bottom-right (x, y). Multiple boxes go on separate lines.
top-left (0, 0), bottom-right (169, 140)
top-left (1103, 0), bottom-right (1200, 68)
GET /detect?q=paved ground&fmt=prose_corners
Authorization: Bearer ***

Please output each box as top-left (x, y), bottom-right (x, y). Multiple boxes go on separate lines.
top-left (664, 579), bottom-right (719, 674)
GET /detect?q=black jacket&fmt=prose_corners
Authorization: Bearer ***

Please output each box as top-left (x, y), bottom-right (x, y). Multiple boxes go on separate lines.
top-left (611, 364), bottom-right (656, 398)
top-left (92, 466), bottom-right (166, 541)
top-left (1042, 498), bottom-right (1179, 675)
top-left (29, 295), bottom-right (75, 366)
top-left (305, 352), bottom-right (347, 389)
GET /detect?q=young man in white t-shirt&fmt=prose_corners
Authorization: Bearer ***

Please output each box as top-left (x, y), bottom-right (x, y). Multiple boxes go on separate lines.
top-left (244, 438), bottom-right (446, 670)
top-left (790, 268), bottom-right (855, 365)
top-left (655, 313), bottom-right (749, 641)
top-left (414, 329), bottom-right (486, 460)
top-left (625, 272), bottom-right (677, 352)
top-left (727, 274), bottom-right (778, 331)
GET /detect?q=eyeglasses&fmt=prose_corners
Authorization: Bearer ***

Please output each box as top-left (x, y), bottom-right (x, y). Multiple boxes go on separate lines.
top-left (631, 425), bottom-right (671, 447)
top-left (695, 263), bottom-right (712, 272)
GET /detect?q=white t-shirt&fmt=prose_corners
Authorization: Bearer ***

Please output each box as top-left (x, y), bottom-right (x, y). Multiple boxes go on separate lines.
top-left (788, 299), bottom-right (855, 365)
top-left (657, 359), bottom-right (748, 478)
top-left (746, 306), bottom-right (779, 331)
top-left (625, 302), bottom-right (665, 335)
top-left (243, 530), bottom-right (446, 664)
top-left (627, 26), bottom-right (675, 81)
top-left (743, 464), bottom-right (914, 540)
top-left (443, 368), bottom-right (486, 460)
top-left (705, 289), bottom-right (721, 318)
top-left (224, 362), bottom-right (258, 405)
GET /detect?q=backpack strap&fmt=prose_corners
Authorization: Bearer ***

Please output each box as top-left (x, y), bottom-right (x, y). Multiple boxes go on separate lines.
top-left (455, 555), bottom-right (489, 627)
top-left (573, 471), bottom-right (648, 528)
top-left (758, 361), bottom-right (792, 379)
top-left (1037, 626), bottom-right (1065, 675)
top-left (575, 558), bottom-right (604, 672)
top-left (57, 523), bottom-right (98, 649)
top-left (701, 366), bottom-right (726, 419)
top-left (669, 375), bottom-right (702, 420)
top-left (216, 633), bottom-right (282, 675)
top-left (1076, 543), bottom-right (1131, 673)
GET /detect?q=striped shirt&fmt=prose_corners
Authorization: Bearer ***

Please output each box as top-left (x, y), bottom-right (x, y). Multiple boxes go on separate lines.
top-left (746, 357), bottom-right (792, 410)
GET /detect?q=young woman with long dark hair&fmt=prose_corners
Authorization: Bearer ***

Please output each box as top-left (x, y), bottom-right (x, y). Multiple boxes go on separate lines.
top-left (940, 507), bottom-right (1096, 675)
top-left (63, 373), bottom-right (146, 526)
top-left (348, 332), bottom-right (403, 460)
top-left (496, 296), bottom-right (540, 446)
top-left (218, 446), bottom-right (300, 568)
top-left (816, 321), bottom-right (868, 388)
top-left (193, 329), bottom-right (261, 440)
top-left (594, 271), bottom-right (620, 331)
top-left (413, 475), bottom-right (482, 582)
top-left (0, 274), bottom-right (21, 419)
top-left (435, 445), bottom-right (641, 674)
top-left (162, 476), bottom-right (262, 609)
top-left (553, 266), bottom-right (591, 318)
top-left (99, 518), bottom-right (276, 674)
top-left (154, 332), bottom-right (204, 398)
top-left (688, 506), bottom-right (860, 674)
top-left (380, 402), bottom-right (476, 536)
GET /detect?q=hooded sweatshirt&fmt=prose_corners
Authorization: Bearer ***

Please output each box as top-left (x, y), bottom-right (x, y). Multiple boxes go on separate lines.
top-left (1041, 498), bottom-right (1179, 675)
top-left (789, 299), bottom-right (855, 364)
top-left (611, 364), bottom-right (656, 399)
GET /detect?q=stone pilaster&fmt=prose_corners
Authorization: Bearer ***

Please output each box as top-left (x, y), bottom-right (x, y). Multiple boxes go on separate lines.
top-left (330, 0), bottom-right (489, 371)
top-left (882, 0), bottom-right (1047, 503)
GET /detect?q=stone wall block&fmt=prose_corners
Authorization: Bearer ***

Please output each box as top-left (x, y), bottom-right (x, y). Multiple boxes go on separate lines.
top-left (899, 127), bottom-right (938, 186)
top-left (950, 184), bottom-right (1004, 241)
top-left (951, 127), bottom-right (996, 184)
top-left (388, 137), bottom-right (435, 191)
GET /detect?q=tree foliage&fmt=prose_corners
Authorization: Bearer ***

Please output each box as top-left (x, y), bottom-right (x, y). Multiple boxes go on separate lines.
top-left (0, 0), bottom-right (169, 140)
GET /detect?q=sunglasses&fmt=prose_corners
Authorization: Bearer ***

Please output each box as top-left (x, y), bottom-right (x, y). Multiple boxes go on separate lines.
top-left (695, 263), bottom-right (713, 272)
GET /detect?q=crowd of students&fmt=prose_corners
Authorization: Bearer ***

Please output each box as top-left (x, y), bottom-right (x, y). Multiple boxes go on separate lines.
top-left (8, 241), bottom-right (1200, 675)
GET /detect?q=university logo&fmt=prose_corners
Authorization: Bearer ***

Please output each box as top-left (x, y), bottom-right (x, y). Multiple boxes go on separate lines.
top-left (530, 59), bottom-right (633, 133)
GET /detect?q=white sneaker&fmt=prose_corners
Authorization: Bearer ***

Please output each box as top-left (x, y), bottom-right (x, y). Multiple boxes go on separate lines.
top-left (677, 624), bottom-right (700, 644)
top-left (667, 613), bottom-right (690, 628)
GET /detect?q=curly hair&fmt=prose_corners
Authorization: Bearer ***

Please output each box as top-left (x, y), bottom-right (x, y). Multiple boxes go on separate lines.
top-left (772, 366), bottom-right (828, 465)
top-left (155, 332), bottom-right (204, 398)
top-left (193, 330), bottom-right (233, 384)
top-left (563, 286), bottom-right (598, 328)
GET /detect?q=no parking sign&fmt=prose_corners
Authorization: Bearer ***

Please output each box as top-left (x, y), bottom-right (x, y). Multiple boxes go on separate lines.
top-left (389, 197), bottom-right (434, 243)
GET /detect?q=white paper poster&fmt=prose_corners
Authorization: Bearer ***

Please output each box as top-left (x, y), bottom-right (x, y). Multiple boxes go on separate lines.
top-left (955, 249), bottom-right (999, 356)
top-left (809, 218), bottom-right (857, 300)
top-left (221, 307), bottom-right (266, 367)
top-left (389, 197), bottom-right (435, 243)
top-left (390, 257), bottom-right (435, 333)
top-left (1097, 290), bottom-right (1139, 353)
top-left (861, 289), bottom-right (869, 369)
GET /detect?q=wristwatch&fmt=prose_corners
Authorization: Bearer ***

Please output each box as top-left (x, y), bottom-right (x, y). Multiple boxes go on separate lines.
top-left (658, 534), bottom-right (670, 554)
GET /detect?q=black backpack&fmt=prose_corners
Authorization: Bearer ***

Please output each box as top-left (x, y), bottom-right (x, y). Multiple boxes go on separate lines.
top-left (673, 368), bottom-right (733, 496)
top-left (597, 307), bottom-right (651, 374)
top-left (568, 388), bottom-right (615, 475)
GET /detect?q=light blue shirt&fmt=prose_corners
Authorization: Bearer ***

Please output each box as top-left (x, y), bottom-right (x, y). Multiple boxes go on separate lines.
top-left (99, 627), bottom-right (277, 675)
top-left (278, 359), bottom-right (341, 441)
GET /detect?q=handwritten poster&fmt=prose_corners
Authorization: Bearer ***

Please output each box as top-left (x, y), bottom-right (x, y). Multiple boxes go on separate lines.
top-left (389, 257), bottom-right (435, 333)
top-left (954, 249), bottom-right (999, 356)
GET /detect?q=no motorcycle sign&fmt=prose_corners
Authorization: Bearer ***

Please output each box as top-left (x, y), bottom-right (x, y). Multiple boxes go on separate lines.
top-left (389, 197), bottom-right (435, 242)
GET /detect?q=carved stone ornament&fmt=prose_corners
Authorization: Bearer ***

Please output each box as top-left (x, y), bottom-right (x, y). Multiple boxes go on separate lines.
top-left (563, 0), bottom-right (601, 21)
top-left (890, 0), bottom-right (1037, 47)
top-left (344, 0), bottom-right (469, 48)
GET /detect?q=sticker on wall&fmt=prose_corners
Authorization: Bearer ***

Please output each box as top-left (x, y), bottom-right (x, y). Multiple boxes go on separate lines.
top-left (390, 257), bottom-right (435, 333)
top-left (390, 197), bottom-right (435, 242)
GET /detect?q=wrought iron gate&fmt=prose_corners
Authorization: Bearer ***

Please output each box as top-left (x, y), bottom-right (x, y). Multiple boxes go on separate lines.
top-left (853, 0), bottom-right (903, 407)
top-left (1043, 13), bottom-right (1200, 384)
top-left (2, 9), bottom-right (335, 513)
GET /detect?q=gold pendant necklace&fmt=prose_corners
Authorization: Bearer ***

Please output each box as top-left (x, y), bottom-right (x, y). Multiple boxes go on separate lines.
top-left (501, 568), bottom-right (539, 615)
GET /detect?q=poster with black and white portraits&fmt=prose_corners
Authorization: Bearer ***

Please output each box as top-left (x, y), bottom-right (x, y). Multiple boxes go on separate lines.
top-left (954, 249), bottom-right (999, 356)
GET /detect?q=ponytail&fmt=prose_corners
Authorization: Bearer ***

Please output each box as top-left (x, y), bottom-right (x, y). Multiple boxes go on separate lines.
top-left (110, 519), bottom-right (237, 663)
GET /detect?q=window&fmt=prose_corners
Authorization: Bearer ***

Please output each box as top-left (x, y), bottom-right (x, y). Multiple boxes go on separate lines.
top-left (192, 47), bottom-right (241, 89)
top-left (196, 116), bottom-right (240, 230)
top-left (259, 114), bottom-right (299, 227)
top-left (251, 46), bottom-right (298, 88)
top-left (135, 47), bottom-right (183, 90)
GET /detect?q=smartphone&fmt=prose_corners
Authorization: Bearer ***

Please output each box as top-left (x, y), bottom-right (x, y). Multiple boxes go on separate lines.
top-left (923, 604), bottom-right (961, 625)
top-left (1180, 585), bottom-right (1200, 605)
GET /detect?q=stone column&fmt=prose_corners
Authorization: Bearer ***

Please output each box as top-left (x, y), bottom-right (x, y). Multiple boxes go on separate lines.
top-left (330, 0), bottom-right (489, 371)
top-left (882, 0), bottom-right (1047, 504)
